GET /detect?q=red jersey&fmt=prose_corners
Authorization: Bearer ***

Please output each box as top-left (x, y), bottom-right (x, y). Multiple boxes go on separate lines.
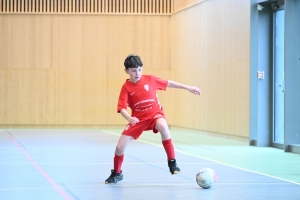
top-left (117, 75), bottom-right (168, 121)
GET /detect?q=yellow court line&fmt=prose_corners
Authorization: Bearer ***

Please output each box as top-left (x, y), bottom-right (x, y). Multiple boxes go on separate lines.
top-left (102, 129), bottom-right (300, 186)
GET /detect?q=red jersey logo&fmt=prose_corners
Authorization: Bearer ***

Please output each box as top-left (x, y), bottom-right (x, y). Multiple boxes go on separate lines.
top-left (144, 84), bottom-right (149, 91)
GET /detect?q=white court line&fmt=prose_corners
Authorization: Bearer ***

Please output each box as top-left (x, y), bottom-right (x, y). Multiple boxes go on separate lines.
top-left (0, 184), bottom-right (193, 191)
top-left (94, 182), bottom-right (293, 187)
top-left (0, 181), bottom-right (293, 191)
top-left (0, 186), bottom-right (60, 191)
top-left (0, 162), bottom-right (217, 165)
top-left (102, 130), bottom-right (300, 186)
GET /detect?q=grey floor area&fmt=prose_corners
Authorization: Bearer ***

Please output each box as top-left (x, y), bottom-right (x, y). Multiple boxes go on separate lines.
top-left (0, 129), bottom-right (300, 200)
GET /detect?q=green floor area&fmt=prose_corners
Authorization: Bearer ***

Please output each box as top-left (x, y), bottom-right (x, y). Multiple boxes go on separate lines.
top-left (103, 128), bottom-right (300, 184)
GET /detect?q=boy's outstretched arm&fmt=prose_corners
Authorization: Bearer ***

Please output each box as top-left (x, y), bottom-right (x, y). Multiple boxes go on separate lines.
top-left (167, 80), bottom-right (201, 95)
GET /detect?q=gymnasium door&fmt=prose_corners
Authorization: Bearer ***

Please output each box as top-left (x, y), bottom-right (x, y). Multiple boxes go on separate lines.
top-left (273, 9), bottom-right (285, 145)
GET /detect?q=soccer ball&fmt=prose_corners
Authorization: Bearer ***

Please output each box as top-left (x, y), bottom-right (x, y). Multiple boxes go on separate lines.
top-left (196, 168), bottom-right (217, 189)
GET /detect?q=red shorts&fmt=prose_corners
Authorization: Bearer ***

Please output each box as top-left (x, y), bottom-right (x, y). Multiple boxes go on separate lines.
top-left (122, 113), bottom-right (165, 139)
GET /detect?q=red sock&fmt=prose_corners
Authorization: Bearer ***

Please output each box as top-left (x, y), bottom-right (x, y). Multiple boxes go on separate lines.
top-left (114, 154), bottom-right (124, 174)
top-left (162, 138), bottom-right (175, 160)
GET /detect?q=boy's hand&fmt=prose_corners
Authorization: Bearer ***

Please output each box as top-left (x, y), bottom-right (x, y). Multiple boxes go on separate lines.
top-left (120, 109), bottom-right (140, 125)
top-left (188, 86), bottom-right (201, 95)
top-left (167, 80), bottom-right (201, 95)
top-left (128, 117), bottom-right (140, 125)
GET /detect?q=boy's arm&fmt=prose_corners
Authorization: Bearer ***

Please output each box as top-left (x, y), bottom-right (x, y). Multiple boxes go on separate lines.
top-left (120, 109), bottom-right (140, 125)
top-left (167, 80), bottom-right (201, 95)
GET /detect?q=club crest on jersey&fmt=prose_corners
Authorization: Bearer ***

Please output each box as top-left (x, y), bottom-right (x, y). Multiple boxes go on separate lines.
top-left (144, 84), bottom-right (149, 91)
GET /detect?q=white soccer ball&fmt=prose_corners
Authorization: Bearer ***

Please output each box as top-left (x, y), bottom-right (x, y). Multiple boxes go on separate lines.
top-left (196, 168), bottom-right (217, 189)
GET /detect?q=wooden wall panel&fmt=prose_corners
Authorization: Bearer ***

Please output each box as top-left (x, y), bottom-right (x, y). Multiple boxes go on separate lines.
top-left (0, 14), bottom-right (171, 126)
top-left (173, 0), bottom-right (204, 12)
top-left (170, 0), bottom-right (250, 137)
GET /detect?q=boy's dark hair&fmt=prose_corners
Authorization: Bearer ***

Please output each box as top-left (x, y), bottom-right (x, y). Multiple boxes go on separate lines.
top-left (124, 54), bottom-right (143, 69)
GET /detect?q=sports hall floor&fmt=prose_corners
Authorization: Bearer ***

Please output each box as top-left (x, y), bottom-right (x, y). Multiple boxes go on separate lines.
top-left (1, 128), bottom-right (300, 200)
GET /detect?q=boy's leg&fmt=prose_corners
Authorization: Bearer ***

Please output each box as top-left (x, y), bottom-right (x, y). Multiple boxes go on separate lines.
top-left (155, 118), bottom-right (173, 158)
top-left (155, 118), bottom-right (180, 174)
top-left (105, 135), bottom-right (134, 184)
top-left (114, 135), bottom-right (134, 173)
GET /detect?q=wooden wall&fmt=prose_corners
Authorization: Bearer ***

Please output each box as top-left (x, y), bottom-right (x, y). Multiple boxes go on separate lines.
top-left (0, 14), bottom-right (171, 126)
top-left (173, 0), bottom-right (205, 12)
top-left (0, 0), bottom-right (251, 138)
top-left (170, 0), bottom-right (250, 137)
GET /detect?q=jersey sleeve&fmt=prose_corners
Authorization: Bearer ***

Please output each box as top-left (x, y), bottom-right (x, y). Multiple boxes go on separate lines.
top-left (152, 75), bottom-right (168, 90)
top-left (117, 84), bottom-right (128, 113)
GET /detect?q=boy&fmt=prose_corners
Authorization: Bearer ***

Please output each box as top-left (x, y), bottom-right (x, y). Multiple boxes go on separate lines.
top-left (105, 54), bottom-right (201, 184)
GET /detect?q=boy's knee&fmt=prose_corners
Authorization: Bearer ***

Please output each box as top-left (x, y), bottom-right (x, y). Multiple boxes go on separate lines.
top-left (156, 118), bottom-right (168, 132)
top-left (115, 145), bottom-right (125, 155)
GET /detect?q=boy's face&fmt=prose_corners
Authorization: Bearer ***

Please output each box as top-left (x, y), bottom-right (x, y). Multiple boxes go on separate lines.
top-left (125, 66), bottom-right (142, 83)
